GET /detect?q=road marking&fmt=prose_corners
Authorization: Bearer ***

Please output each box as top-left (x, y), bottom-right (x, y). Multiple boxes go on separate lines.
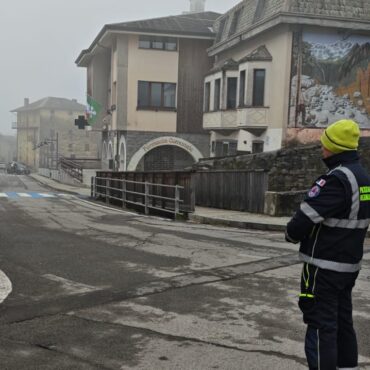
top-left (42, 274), bottom-right (106, 295)
top-left (0, 270), bottom-right (12, 304)
top-left (38, 193), bottom-right (56, 198)
top-left (17, 193), bottom-right (32, 198)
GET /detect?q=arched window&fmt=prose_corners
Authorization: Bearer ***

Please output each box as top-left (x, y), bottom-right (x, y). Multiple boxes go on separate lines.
top-left (102, 142), bottom-right (108, 160)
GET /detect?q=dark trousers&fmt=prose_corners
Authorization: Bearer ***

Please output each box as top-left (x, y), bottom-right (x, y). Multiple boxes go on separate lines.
top-left (299, 263), bottom-right (359, 370)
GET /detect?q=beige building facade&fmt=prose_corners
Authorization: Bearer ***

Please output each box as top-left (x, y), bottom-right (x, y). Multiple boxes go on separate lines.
top-left (12, 97), bottom-right (101, 169)
top-left (203, 0), bottom-right (370, 157)
top-left (76, 10), bottom-right (220, 171)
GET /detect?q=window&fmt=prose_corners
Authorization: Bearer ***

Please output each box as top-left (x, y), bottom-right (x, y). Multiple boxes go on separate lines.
top-left (139, 36), bottom-right (177, 51)
top-left (68, 144), bottom-right (73, 152)
top-left (222, 142), bottom-right (229, 157)
top-left (211, 141), bottom-right (215, 153)
top-left (229, 7), bottom-right (243, 36)
top-left (252, 141), bottom-right (264, 153)
top-left (137, 81), bottom-right (177, 110)
top-left (239, 70), bottom-right (246, 107)
top-left (227, 77), bottom-right (237, 109)
top-left (85, 144), bottom-right (90, 152)
top-left (215, 140), bottom-right (238, 157)
top-left (163, 83), bottom-right (176, 108)
top-left (253, 69), bottom-right (266, 107)
top-left (139, 36), bottom-right (151, 49)
top-left (214, 79), bottom-right (221, 111)
top-left (151, 83), bottom-right (162, 107)
top-left (204, 82), bottom-right (211, 112)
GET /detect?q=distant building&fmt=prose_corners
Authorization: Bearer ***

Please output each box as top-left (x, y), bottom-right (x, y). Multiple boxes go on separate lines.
top-left (76, 9), bottom-right (220, 171)
top-left (11, 97), bottom-right (101, 169)
top-left (0, 135), bottom-right (16, 163)
top-left (203, 0), bottom-right (370, 156)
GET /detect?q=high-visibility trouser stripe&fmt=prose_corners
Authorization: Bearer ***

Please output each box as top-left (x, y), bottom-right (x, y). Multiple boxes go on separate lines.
top-left (299, 293), bottom-right (314, 298)
top-left (300, 202), bottom-right (324, 223)
top-left (323, 218), bottom-right (370, 229)
top-left (335, 167), bottom-right (360, 219)
top-left (299, 253), bottom-right (361, 273)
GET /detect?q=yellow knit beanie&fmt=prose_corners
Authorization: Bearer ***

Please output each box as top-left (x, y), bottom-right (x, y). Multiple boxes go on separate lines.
top-left (320, 120), bottom-right (360, 154)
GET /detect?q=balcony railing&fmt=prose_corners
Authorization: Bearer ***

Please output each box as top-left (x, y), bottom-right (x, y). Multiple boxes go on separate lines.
top-left (203, 107), bottom-right (270, 130)
top-left (203, 110), bottom-right (238, 129)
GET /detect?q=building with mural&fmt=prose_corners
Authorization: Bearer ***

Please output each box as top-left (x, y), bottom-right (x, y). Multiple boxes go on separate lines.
top-left (11, 97), bottom-right (100, 170)
top-left (76, 1), bottom-right (219, 171)
top-left (202, 0), bottom-right (370, 156)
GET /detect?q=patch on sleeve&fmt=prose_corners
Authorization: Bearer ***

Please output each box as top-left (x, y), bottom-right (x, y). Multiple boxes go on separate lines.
top-left (316, 179), bottom-right (327, 188)
top-left (308, 185), bottom-right (321, 198)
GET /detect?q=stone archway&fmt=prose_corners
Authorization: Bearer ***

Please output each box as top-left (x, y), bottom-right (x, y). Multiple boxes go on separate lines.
top-left (127, 137), bottom-right (203, 171)
top-left (119, 136), bottom-right (126, 171)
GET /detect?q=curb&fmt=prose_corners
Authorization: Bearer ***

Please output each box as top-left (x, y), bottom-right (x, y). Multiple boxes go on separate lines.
top-left (190, 214), bottom-right (370, 238)
top-left (29, 174), bottom-right (89, 197)
top-left (189, 214), bottom-right (286, 232)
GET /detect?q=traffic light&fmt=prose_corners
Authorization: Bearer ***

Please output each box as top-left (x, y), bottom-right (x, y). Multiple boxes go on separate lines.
top-left (75, 115), bottom-right (89, 130)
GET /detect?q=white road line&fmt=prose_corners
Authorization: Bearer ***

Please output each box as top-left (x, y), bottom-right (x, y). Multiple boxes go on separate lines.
top-left (42, 274), bottom-right (106, 295)
top-left (0, 270), bottom-right (12, 304)
top-left (38, 193), bottom-right (55, 198)
top-left (17, 193), bottom-right (32, 198)
top-left (0, 193), bottom-right (8, 198)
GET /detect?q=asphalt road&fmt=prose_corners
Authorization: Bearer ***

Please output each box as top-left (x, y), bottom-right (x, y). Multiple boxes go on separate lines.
top-left (0, 173), bottom-right (369, 370)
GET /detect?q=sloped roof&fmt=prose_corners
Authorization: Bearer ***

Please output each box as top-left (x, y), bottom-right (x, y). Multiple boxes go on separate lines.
top-left (110, 11), bottom-right (220, 36)
top-left (239, 45), bottom-right (273, 63)
top-left (76, 11), bottom-right (221, 65)
top-left (11, 97), bottom-right (85, 113)
top-left (211, 0), bottom-right (370, 53)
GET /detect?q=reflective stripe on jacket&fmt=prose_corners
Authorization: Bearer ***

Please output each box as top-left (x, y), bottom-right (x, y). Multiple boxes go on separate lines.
top-left (286, 151), bottom-right (370, 272)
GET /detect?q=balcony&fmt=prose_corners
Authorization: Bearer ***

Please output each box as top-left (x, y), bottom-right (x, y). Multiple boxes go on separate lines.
top-left (203, 107), bottom-right (270, 132)
top-left (203, 110), bottom-right (238, 130)
top-left (11, 122), bottom-right (17, 129)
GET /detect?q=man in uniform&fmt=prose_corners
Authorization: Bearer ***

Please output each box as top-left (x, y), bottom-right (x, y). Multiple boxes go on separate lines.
top-left (286, 119), bottom-right (370, 370)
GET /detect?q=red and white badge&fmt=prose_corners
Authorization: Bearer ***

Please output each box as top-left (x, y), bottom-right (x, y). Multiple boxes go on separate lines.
top-left (308, 185), bottom-right (321, 198)
top-left (316, 179), bottom-right (327, 187)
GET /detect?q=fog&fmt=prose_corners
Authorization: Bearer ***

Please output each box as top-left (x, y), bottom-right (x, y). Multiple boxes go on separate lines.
top-left (0, 0), bottom-right (239, 135)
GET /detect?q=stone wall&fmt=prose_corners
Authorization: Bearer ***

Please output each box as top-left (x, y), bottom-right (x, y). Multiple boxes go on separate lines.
top-left (196, 137), bottom-right (370, 216)
top-left (197, 137), bottom-right (370, 192)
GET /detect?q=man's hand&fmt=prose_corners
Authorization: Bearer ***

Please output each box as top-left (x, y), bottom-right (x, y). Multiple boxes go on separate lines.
top-left (285, 230), bottom-right (300, 244)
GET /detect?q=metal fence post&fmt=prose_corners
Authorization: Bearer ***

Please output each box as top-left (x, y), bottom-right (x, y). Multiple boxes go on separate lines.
top-left (91, 176), bottom-right (96, 198)
top-left (145, 182), bottom-right (150, 215)
top-left (106, 178), bottom-right (110, 205)
top-left (175, 185), bottom-right (180, 219)
top-left (122, 179), bottom-right (127, 209)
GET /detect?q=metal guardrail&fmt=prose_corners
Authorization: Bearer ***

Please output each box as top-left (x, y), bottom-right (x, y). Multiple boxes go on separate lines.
top-left (60, 157), bottom-right (83, 182)
top-left (91, 176), bottom-right (185, 218)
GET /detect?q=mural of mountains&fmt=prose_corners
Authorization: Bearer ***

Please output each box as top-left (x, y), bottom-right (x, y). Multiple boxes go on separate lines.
top-left (309, 40), bottom-right (355, 61)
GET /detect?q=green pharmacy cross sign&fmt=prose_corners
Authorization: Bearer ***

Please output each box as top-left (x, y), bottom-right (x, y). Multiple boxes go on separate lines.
top-left (86, 95), bottom-right (102, 126)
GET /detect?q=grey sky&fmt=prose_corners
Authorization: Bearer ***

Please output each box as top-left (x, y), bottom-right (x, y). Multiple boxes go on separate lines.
top-left (0, 0), bottom-right (239, 135)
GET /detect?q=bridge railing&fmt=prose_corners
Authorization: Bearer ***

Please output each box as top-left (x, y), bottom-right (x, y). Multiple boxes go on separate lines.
top-left (92, 171), bottom-right (195, 218)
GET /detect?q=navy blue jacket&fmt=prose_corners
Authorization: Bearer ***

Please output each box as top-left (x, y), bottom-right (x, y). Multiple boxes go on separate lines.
top-left (286, 151), bottom-right (370, 272)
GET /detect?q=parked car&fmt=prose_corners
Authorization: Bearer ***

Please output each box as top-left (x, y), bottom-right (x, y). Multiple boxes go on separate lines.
top-left (6, 162), bottom-right (30, 175)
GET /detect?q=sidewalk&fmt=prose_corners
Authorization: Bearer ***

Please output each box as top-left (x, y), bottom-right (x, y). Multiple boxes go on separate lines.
top-left (30, 174), bottom-right (369, 237)
top-left (30, 174), bottom-right (91, 197)
top-left (190, 207), bottom-right (290, 231)
top-left (30, 174), bottom-right (290, 231)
